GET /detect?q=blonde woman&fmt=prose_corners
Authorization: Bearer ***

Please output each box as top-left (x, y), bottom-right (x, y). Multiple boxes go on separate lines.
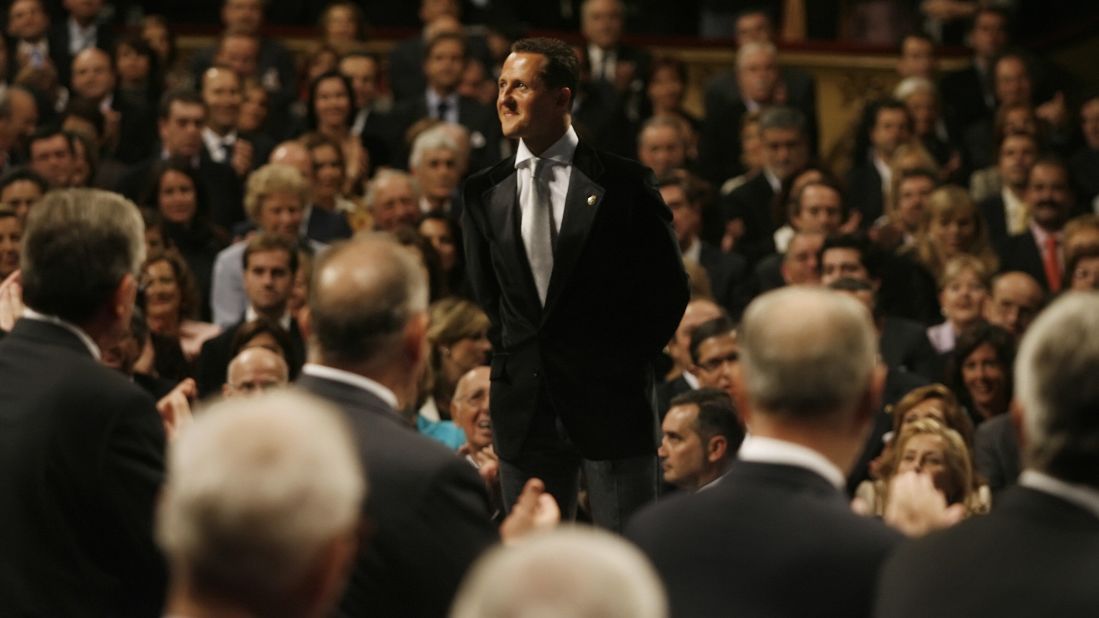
top-left (909, 185), bottom-right (998, 282)
top-left (927, 255), bottom-right (990, 354)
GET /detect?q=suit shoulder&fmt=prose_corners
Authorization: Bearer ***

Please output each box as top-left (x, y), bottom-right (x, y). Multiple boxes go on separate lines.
top-left (593, 148), bottom-right (653, 181)
top-left (463, 158), bottom-right (513, 195)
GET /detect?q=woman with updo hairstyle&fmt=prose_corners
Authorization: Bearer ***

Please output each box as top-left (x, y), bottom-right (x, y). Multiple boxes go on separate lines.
top-left (910, 185), bottom-right (998, 282)
top-left (422, 298), bottom-right (492, 423)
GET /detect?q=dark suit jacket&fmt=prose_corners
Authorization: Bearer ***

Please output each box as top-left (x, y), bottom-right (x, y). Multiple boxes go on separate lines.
top-left (0, 319), bottom-right (166, 616)
top-left (572, 79), bottom-right (637, 159)
top-left (117, 151), bottom-right (244, 231)
top-left (876, 486), bottom-right (1099, 617)
top-left (698, 241), bottom-right (748, 316)
top-left (846, 160), bottom-right (886, 227)
top-left (655, 374), bottom-right (692, 420)
top-left (391, 94), bottom-right (502, 175)
top-left (462, 139), bottom-right (689, 460)
top-left (296, 373), bottom-right (498, 617)
top-left (195, 317), bottom-right (305, 398)
top-left (306, 205), bottom-right (353, 243)
top-left (978, 193), bottom-right (1010, 253)
top-left (722, 171), bottom-right (777, 265)
top-left (973, 412), bottom-right (1021, 494)
top-left (939, 63), bottom-right (994, 132)
top-left (880, 316), bottom-right (941, 382)
top-left (999, 230), bottom-right (1051, 290)
top-left (627, 461), bottom-right (902, 618)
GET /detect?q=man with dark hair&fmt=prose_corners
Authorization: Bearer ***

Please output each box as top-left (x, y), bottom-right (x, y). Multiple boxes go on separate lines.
top-left (978, 131), bottom-right (1039, 250)
top-left (877, 292), bottom-right (1099, 617)
top-left (196, 233), bottom-right (303, 398)
top-left (688, 315), bottom-right (739, 406)
top-left (847, 98), bottom-right (912, 227)
top-left (1000, 156), bottom-right (1077, 292)
top-left (0, 167), bottom-right (47, 222)
top-left (0, 189), bottom-right (168, 615)
top-left (339, 51), bottom-right (392, 168)
top-left (26, 126), bottom-right (74, 187)
top-left (939, 6), bottom-right (1011, 130)
top-left (391, 32), bottom-right (500, 174)
top-left (659, 387), bottom-right (743, 492)
top-left (463, 36), bottom-right (689, 530)
top-left (117, 90), bottom-right (244, 229)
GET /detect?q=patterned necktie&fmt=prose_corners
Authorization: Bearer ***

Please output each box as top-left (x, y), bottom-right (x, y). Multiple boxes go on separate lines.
top-left (523, 158), bottom-right (554, 305)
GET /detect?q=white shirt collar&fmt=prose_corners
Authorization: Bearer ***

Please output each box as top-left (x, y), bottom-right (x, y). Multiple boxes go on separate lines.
top-left (22, 307), bottom-right (101, 360)
top-left (737, 435), bottom-right (846, 490)
top-left (425, 88), bottom-right (459, 121)
top-left (681, 370), bottom-right (700, 390)
top-left (1020, 470), bottom-right (1099, 520)
top-left (682, 237), bottom-right (702, 263)
top-left (515, 124), bottom-right (579, 170)
top-left (762, 167), bottom-right (782, 193)
top-left (301, 363), bottom-right (399, 410)
top-left (67, 17), bottom-right (96, 54)
top-left (244, 307), bottom-right (292, 331)
top-left (872, 152), bottom-right (893, 189)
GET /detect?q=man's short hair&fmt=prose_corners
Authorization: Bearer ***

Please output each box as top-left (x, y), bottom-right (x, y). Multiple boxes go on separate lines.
top-left (735, 41), bottom-right (776, 70)
top-left (158, 89), bottom-right (206, 120)
top-left (309, 234), bottom-right (429, 366)
top-left (452, 527), bottom-right (667, 618)
top-left (1026, 153), bottom-right (1071, 187)
top-left (63, 97), bottom-right (107, 138)
top-left (156, 390), bottom-right (364, 613)
top-left (758, 105), bottom-right (807, 136)
top-left (670, 387), bottom-right (744, 453)
top-left (21, 189), bottom-right (145, 324)
top-left (242, 232), bottom-right (298, 273)
top-left (689, 315), bottom-right (736, 365)
top-left (425, 31), bottom-right (468, 59)
top-left (510, 37), bottom-right (579, 103)
top-left (26, 125), bottom-right (73, 157)
top-left (819, 232), bottom-right (881, 280)
top-left (364, 169), bottom-right (419, 210)
top-left (1016, 292), bottom-right (1099, 488)
top-left (739, 287), bottom-right (877, 418)
top-left (409, 124), bottom-right (460, 170)
top-left (0, 167), bottom-right (49, 195)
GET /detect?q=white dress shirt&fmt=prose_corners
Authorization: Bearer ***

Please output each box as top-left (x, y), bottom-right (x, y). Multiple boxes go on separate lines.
top-left (244, 306), bottom-right (292, 331)
top-left (22, 307), bottom-right (101, 360)
top-left (202, 127), bottom-right (237, 164)
top-left (67, 18), bottom-right (97, 54)
top-left (425, 89), bottom-right (459, 124)
top-left (301, 363), bottom-right (399, 410)
top-left (738, 435), bottom-right (846, 490)
top-left (587, 45), bottom-right (616, 82)
top-left (514, 124), bottom-right (579, 240)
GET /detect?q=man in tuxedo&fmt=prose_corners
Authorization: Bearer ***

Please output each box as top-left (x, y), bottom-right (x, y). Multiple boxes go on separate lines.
top-left (117, 90), bottom-right (244, 230)
top-left (296, 234), bottom-right (553, 616)
top-left (978, 132), bottom-right (1039, 251)
top-left (627, 286), bottom-right (902, 618)
top-left (876, 292), bottom-right (1099, 617)
top-left (0, 189), bottom-right (166, 615)
top-left (462, 37), bottom-right (689, 530)
top-left (1000, 157), bottom-right (1075, 293)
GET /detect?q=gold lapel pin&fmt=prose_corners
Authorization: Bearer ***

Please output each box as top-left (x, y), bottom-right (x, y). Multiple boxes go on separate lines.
top-left (587, 194), bottom-right (597, 206)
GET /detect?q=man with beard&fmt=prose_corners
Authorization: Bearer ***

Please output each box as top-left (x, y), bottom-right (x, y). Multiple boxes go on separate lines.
top-left (999, 157), bottom-right (1076, 293)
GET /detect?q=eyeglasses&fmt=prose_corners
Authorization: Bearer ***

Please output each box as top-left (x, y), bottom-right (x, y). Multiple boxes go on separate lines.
top-left (697, 352), bottom-right (738, 373)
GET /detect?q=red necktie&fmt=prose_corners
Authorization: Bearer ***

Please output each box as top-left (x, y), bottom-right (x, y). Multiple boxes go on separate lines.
top-left (1042, 235), bottom-right (1062, 292)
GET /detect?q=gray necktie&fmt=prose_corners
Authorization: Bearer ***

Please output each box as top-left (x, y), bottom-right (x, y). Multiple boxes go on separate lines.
top-left (523, 158), bottom-right (554, 305)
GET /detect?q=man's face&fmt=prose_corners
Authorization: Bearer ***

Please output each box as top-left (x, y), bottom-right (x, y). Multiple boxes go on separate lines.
top-left (821, 247), bottom-right (869, 286)
top-left (660, 184), bottom-right (700, 248)
top-left (159, 101), bottom-right (206, 158)
top-left (71, 49), bottom-right (114, 101)
top-left (639, 125), bottom-right (685, 178)
top-left (339, 56), bottom-right (378, 109)
top-left (658, 403), bottom-right (707, 489)
top-left (870, 108), bottom-right (910, 159)
top-left (243, 249), bottom-right (293, 315)
top-left (793, 184), bottom-right (842, 234)
top-left (222, 0), bottom-right (263, 35)
top-left (998, 134), bottom-right (1037, 191)
top-left (202, 68), bottom-right (242, 133)
top-left (895, 175), bottom-right (934, 231)
top-left (736, 48), bottom-right (779, 104)
top-left (898, 36), bottom-right (934, 78)
top-left (581, 0), bottom-right (623, 49)
top-left (425, 38), bottom-right (466, 93)
top-left (761, 126), bottom-right (808, 181)
top-left (781, 232), bottom-right (823, 285)
top-left (984, 274), bottom-right (1043, 337)
top-left (29, 135), bottom-right (73, 187)
top-left (972, 11), bottom-right (1008, 61)
top-left (497, 52), bottom-right (567, 144)
top-left (257, 191), bottom-right (304, 239)
top-left (372, 177), bottom-right (421, 230)
top-left (994, 57), bottom-right (1031, 107)
top-left (669, 300), bottom-right (722, 370)
top-left (453, 367), bottom-right (492, 451)
top-left (1, 179), bottom-right (43, 223)
top-left (224, 350), bottom-right (287, 397)
top-left (217, 36), bottom-right (259, 78)
top-left (8, 0), bottom-right (47, 41)
top-left (1071, 256), bottom-right (1099, 291)
top-left (414, 147), bottom-right (460, 203)
top-left (8, 90), bottom-right (37, 143)
top-left (1081, 99), bottom-right (1099, 151)
top-left (695, 333), bottom-right (739, 402)
top-left (1025, 163), bottom-right (1072, 231)
top-left (734, 12), bottom-right (771, 45)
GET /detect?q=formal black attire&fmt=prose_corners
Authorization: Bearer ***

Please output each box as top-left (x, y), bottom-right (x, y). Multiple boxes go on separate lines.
top-left (876, 482), bottom-right (1099, 618)
top-left (117, 152), bottom-right (244, 232)
top-left (696, 240), bottom-right (748, 316)
top-left (846, 158), bottom-right (886, 228)
top-left (0, 318), bottom-right (166, 616)
top-left (462, 134), bottom-right (689, 526)
top-left (305, 205), bottom-right (353, 243)
top-left (721, 171), bottom-right (777, 265)
top-left (194, 316), bottom-right (305, 398)
top-left (880, 316), bottom-right (941, 381)
top-left (999, 230), bottom-right (1053, 291)
top-left (46, 19), bottom-right (116, 88)
top-left (978, 193), bottom-right (1010, 252)
top-left (628, 458), bottom-right (902, 618)
top-left (296, 369), bottom-right (498, 617)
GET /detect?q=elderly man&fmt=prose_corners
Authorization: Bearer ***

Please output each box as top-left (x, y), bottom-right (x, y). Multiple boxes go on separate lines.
top-left (157, 391), bottom-right (363, 618)
top-left (0, 189), bottom-right (168, 615)
top-left (983, 271), bottom-right (1045, 339)
top-left (222, 346), bottom-right (289, 398)
top-left (877, 292), bottom-right (1099, 616)
top-left (638, 116), bottom-right (689, 179)
top-left (628, 287), bottom-right (903, 617)
top-left (410, 124), bottom-right (463, 216)
top-left (366, 169), bottom-right (422, 231)
top-left (297, 234), bottom-right (556, 616)
top-left (658, 388), bottom-right (742, 493)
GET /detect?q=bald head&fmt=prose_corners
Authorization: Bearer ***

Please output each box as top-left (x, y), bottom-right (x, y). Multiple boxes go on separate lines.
top-left (224, 347), bottom-right (289, 398)
top-left (269, 141), bottom-right (312, 182)
top-left (72, 47), bottom-right (115, 101)
top-left (453, 366), bottom-right (491, 450)
top-left (740, 287), bottom-right (877, 419)
top-left (309, 234), bottom-right (429, 371)
top-left (985, 271), bottom-right (1045, 338)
